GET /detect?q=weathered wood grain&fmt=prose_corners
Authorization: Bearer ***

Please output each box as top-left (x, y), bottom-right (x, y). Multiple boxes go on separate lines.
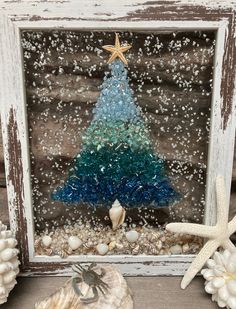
top-left (0, 187), bottom-right (9, 226)
top-left (0, 121), bottom-right (4, 166)
top-left (25, 51), bottom-right (214, 88)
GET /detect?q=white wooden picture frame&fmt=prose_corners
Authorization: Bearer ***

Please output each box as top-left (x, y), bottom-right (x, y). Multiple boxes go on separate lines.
top-left (0, 0), bottom-right (236, 276)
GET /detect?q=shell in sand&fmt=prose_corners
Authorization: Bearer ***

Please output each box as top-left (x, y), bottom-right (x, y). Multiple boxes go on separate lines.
top-left (109, 199), bottom-right (126, 231)
top-left (35, 265), bottom-right (133, 309)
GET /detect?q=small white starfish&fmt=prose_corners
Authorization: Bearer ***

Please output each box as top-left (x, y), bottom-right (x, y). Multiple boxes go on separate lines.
top-left (166, 175), bottom-right (236, 289)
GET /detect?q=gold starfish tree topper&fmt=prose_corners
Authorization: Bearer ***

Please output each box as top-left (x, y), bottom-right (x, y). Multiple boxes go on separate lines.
top-left (102, 33), bottom-right (131, 65)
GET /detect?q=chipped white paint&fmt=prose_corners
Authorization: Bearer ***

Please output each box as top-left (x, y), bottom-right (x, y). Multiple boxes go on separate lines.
top-left (0, 0), bottom-right (236, 276)
top-left (0, 0), bottom-right (236, 21)
top-left (204, 23), bottom-right (235, 226)
top-left (27, 254), bottom-right (197, 277)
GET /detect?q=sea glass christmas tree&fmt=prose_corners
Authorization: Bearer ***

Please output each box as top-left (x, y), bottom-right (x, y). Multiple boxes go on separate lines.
top-left (52, 34), bottom-right (180, 208)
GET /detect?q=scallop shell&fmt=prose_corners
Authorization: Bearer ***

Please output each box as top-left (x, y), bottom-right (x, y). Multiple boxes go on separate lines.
top-left (35, 265), bottom-right (133, 309)
top-left (109, 200), bottom-right (126, 231)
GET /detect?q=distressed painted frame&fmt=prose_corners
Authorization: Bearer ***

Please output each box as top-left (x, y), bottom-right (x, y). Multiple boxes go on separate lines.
top-left (0, 0), bottom-right (236, 276)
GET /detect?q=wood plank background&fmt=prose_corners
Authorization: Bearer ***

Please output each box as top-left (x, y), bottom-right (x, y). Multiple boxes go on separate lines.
top-left (1, 30), bottom-right (236, 230)
top-left (1, 277), bottom-right (219, 309)
top-left (21, 30), bottom-right (225, 230)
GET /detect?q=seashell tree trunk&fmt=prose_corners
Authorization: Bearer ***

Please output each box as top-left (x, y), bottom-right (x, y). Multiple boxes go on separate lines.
top-left (35, 265), bottom-right (133, 309)
top-left (109, 199), bottom-right (126, 231)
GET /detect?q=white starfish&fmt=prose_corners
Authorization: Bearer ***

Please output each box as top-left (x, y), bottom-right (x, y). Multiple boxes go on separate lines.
top-left (166, 175), bottom-right (236, 289)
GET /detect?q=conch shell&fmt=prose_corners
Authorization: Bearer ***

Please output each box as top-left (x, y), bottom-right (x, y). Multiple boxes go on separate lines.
top-left (109, 199), bottom-right (126, 231)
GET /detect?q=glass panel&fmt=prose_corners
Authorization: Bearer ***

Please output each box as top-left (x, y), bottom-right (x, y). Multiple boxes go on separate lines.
top-left (230, 147), bottom-right (236, 245)
top-left (21, 30), bottom-right (215, 257)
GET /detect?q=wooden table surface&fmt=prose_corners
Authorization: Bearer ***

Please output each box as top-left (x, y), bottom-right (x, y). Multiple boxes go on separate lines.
top-left (1, 276), bottom-right (218, 309)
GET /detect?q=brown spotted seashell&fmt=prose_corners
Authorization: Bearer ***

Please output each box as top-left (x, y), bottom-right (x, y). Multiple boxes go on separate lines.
top-left (34, 238), bottom-right (42, 249)
top-left (59, 250), bottom-right (68, 259)
top-left (132, 245), bottom-right (140, 255)
top-left (45, 248), bottom-right (53, 256)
